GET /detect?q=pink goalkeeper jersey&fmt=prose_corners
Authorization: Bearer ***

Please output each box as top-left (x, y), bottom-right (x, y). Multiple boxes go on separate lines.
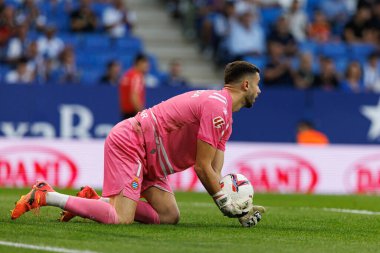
top-left (135, 89), bottom-right (233, 179)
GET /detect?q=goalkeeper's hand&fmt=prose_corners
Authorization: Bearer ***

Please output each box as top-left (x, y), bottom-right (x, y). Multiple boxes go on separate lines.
top-left (239, 209), bottom-right (262, 227)
top-left (213, 190), bottom-right (247, 218)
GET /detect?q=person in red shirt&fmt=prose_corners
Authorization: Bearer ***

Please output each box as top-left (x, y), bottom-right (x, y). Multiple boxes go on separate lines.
top-left (119, 53), bottom-right (150, 119)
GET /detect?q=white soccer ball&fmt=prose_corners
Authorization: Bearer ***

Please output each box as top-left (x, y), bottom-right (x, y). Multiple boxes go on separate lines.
top-left (220, 173), bottom-right (254, 211)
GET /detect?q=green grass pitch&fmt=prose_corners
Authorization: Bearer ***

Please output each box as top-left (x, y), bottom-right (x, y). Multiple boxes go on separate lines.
top-left (1, 188), bottom-right (380, 253)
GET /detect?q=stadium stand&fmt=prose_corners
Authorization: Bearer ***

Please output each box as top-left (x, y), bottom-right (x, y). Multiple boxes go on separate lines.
top-left (0, 0), bottom-right (159, 85)
top-left (165, 0), bottom-right (380, 93)
top-left (0, 0), bottom-right (379, 92)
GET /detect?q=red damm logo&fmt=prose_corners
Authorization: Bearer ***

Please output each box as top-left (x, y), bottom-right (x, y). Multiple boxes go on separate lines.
top-left (230, 151), bottom-right (318, 193)
top-left (213, 116), bottom-right (225, 129)
top-left (345, 154), bottom-right (380, 194)
top-left (0, 146), bottom-right (78, 188)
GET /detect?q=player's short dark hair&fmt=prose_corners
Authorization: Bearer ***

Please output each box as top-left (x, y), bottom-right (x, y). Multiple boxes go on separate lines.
top-left (368, 52), bottom-right (378, 61)
top-left (297, 120), bottom-right (314, 130)
top-left (107, 60), bottom-right (119, 69)
top-left (224, 61), bottom-right (260, 84)
top-left (18, 56), bottom-right (29, 65)
top-left (134, 53), bottom-right (148, 65)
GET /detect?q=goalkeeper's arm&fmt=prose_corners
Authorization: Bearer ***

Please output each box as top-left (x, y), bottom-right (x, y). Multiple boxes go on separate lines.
top-left (194, 140), bottom-right (243, 218)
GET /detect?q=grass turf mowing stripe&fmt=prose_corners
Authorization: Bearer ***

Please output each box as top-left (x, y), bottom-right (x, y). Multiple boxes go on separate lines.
top-left (0, 241), bottom-right (98, 253)
top-left (322, 208), bottom-right (380, 215)
top-left (180, 202), bottom-right (380, 215)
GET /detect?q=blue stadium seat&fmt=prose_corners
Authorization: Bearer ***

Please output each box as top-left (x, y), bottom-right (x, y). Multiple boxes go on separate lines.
top-left (243, 56), bottom-right (267, 71)
top-left (299, 40), bottom-right (318, 55)
top-left (111, 37), bottom-right (143, 51)
top-left (59, 33), bottom-right (86, 47)
top-left (334, 57), bottom-right (349, 73)
top-left (84, 34), bottom-right (111, 49)
top-left (319, 43), bottom-right (347, 58)
top-left (260, 7), bottom-right (283, 27)
top-left (306, 0), bottom-right (320, 15)
top-left (0, 65), bottom-right (11, 84)
top-left (92, 3), bottom-right (110, 16)
top-left (81, 70), bottom-right (101, 85)
top-left (349, 43), bottom-right (376, 62)
top-left (148, 55), bottom-right (160, 75)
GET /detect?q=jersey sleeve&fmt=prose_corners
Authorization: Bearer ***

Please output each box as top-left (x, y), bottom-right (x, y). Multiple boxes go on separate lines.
top-left (217, 122), bottom-right (232, 151)
top-left (197, 100), bottom-right (230, 151)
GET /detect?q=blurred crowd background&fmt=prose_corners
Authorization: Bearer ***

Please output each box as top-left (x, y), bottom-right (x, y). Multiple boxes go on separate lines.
top-left (0, 0), bottom-right (379, 93)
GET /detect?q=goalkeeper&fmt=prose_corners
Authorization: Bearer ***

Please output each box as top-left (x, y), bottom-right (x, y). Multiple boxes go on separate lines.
top-left (11, 61), bottom-right (264, 227)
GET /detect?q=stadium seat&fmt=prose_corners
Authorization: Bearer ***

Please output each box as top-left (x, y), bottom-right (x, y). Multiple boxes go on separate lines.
top-left (111, 37), bottom-right (143, 51)
top-left (260, 7), bottom-right (283, 27)
top-left (243, 56), bottom-right (267, 71)
top-left (299, 41), bottom-right (318, 55)
top-left (305, 0), bottom-right (320, 16)
top-left (319, 43), bottom-right (347, 58)
top-left (0, 65), bottom-right (11, 84)
top-left (334, 57), bottom-right (349, 73)
top-left (83, 34), bottom-right (111, 49)
top-left (349, 43), bottom-right (376, 62)
top-left (59, 33), bottom-right (86, 47)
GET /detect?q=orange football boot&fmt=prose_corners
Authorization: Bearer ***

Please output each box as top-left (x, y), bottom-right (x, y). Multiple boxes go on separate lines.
top-left (11, 181), bottom-right (55, 220)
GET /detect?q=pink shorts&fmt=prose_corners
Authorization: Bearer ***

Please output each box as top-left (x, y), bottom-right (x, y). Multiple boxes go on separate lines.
top-left (102, 118), bottom-right (173, 202)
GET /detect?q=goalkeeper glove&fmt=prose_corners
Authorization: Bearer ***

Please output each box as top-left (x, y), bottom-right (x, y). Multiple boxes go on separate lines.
top-left (239, 208), bottom-right (263, 227)
top-left (213, 190), bottom-right (247, 218)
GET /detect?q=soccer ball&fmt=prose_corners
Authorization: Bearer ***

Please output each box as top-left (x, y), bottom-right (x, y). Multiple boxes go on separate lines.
top-left (220, 173), bottom-right (254, 211)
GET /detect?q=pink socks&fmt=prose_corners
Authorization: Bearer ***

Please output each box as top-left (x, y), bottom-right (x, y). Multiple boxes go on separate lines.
top-left (64, 197), bottom-right (119, 224)
top-left (135, 201), bottom-right (160, 224)
top-left (63, 197), bottom-right (160, 224)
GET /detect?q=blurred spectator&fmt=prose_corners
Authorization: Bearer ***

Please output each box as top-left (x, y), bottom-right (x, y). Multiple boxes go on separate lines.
top-left (313, 57), bottom-right (339, 91)
top-left (285, 0), bottom-right (307, 42)
top-left (293, 52), bottom-right (315, 90)
top-left (55, 46), bottom-right (80, 83)
top-left (308, 10), bottom-right (331, 43)
top-left (363, 53), bottom-right (380, 93)
top-left (370, 1), bottom-right (380, 24)
top-left (70, 0), bottom-right (97, 33)
top-left (296, 120), bottom-right (329, 145)
top-left (166, 0), bottom-right (181, 19)
top-left (200, 0), bottom-right (235, 58)
top-left (6, 23), bottom-right (30, 64)
top-left (119, 53), bottom-right (149, 119)
top-left (5, 57), bottom-right (35, 84)
top-left (163, 59), bottom-right (188, 87)
top-left (259, 0), bottom-right (306, 10)
top-left (25, 40), bottom-right (46, 83)
top-left (319, 0), bottom-right (350, 33)
top-left (15, 0), bottom-right (47, 31)
top-left (0, 6), bottom-right (16, 52)
top-left (268, 16), bottom-right (297, 56)
top-left (99, 60), bottom-right (121, 85)
top-left (102, 0), bottom-right (136, 38)
top-left (263, 41), bottom-right (293, 86)
top-left (227, 9), bottom-right (265, 60)
top-left (343, 6), bottom-right (373, 43)
top-left (357, 0), bottom-right (378, 9)
top-left (0, 0), bottom-right (5, 13)
top-left (369, 1), bottom-right (380, 45)
top-left (37, 26), bottom-right (64, 60)
top-left (340, 61), bottom-right (365, 93)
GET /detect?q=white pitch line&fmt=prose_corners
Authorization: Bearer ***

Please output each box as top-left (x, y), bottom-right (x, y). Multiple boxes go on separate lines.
top-left (0, 241), bottom-right (98, 253)
top-left (322, 208), bottom-right (380, 215)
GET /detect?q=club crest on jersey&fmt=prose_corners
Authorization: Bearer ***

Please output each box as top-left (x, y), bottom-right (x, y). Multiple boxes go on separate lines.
top-left (213, 116), bottom-right (225, 128)
top-left (131, 177), bottom-right (139, 190)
